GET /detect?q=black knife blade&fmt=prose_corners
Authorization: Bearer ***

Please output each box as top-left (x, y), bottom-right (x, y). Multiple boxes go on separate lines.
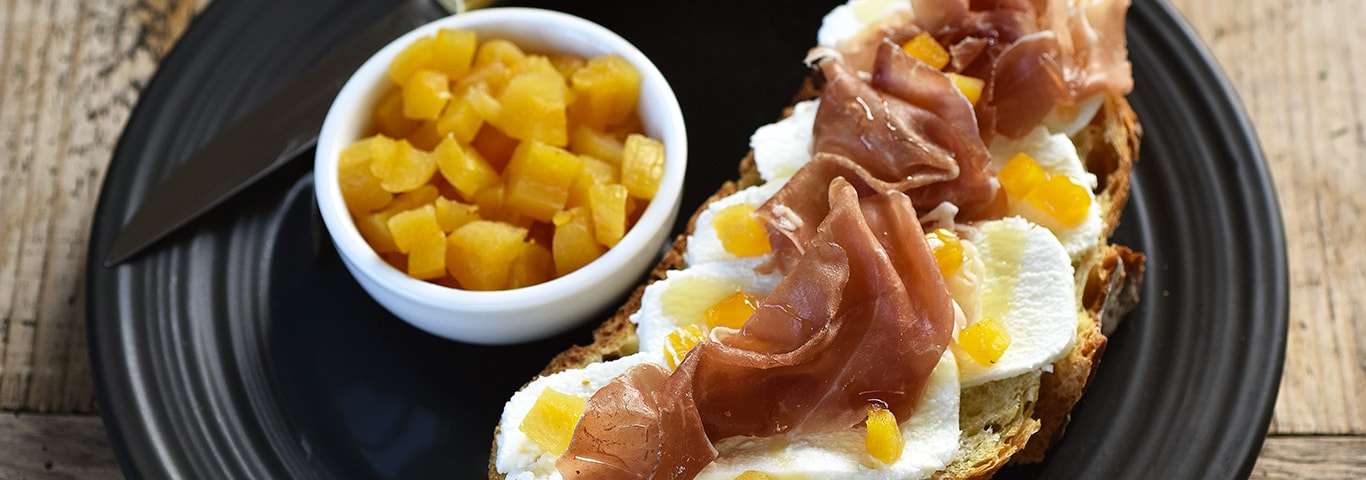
top-left (103, 0), bottom-right (467, 266)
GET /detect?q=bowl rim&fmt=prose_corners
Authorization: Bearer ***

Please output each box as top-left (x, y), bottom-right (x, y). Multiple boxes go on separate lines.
top-left (314, 7), bottom-right (687, 314)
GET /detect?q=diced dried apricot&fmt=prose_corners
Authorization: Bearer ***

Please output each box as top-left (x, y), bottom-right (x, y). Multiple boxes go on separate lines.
top-left (388, 36), bottom-right (435, 84)
top-left (566, 155), bottom-right (618, 208)
top-left (864, 405), bottom-right (903, 464)
top-left (927, 228), bottom-right (964, 278)
top-left (436, 92), bottom-right (484, 145)
top-left (551, 207), bottom-right (604, 276)
top-left (946, 72), bottom-right (984, 105)
top-left (372, 88), bottom-right (420, 138)
top-left (370, 139), bottom-right (437, 193)
top-left (997, 152), bottom-right (1048, 198)
top-left (465, 83), bottom-right (504, 124)
top-left (455, 60), bottom-right (510, 95)
top-left (407, 231), bottom-right (447, 280)
top-left (507, 241), bottom-right (554, 289)
top-left (705, 290), bottom-right (760, 330)
top-left (431, 28), bottom-right (477, 79)
top-left (337, 138), bottom-right (393, 214)
top-left (505, 140), bottom-right (583, 222)
top-left (547, 53), bottom-right (586, 79)
top-left (386, 205), bottom-right (442, 253)
top-left (589, 183), bottom-right (630, 247)
top-left (664, 324), bottom-right (706, 370)
top-left (1024, 175), bottom-right (1092, 227)
top-left (433, 196), bottom-right (480, 232)
top-left (402, 69), bottom-right (451, 121)
top-left (519, 388), bottom-right (586, 455)
top-left (569, 124), bottom-right (626, 166)
top-left (901, 31), bottom-right (949, 70)
top-left (434, 137), bottom-right (500, 201)
top-left (496, 69), bottom-right (569, 146)
top-left (620, 133), bottom-right (664, 200)
top-left (710, 203), bottom-right (771, 257)
top-left (470, 124), bottom-right (518, 171)
top-left (569, 54), bottom-right (641, 129)
top-left (474, 39), bottom-right (527, 71)
top-left (445, 220), bottom-right (528, 290)
top-left (356, 210), bottom-right (399, 254)
top-left (959, 317), bottom-right (1012, 366)
top-left (383, 184), bottom-right (439, 214)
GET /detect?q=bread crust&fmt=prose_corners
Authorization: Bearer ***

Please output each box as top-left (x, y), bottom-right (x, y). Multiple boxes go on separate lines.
top-left (490, 84), bottom-right (1145, 480)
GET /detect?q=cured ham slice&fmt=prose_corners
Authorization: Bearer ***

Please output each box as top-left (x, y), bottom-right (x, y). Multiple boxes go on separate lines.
top-left (559, 179), bottom-right (954, 480)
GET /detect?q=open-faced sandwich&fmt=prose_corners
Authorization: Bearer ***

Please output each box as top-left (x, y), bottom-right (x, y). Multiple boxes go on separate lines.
top-left (491, 0), bottom-right (1146, 478)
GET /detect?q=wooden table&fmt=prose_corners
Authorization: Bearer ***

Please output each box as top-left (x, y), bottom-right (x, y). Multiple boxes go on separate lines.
top-left (1, 0), bottom-right (1362, 478)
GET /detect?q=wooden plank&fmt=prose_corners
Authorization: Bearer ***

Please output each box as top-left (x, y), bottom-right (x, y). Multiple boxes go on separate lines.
top-left (1167, 0), bottom-right (1366, 435)
top-left (1251, 436), bottom-right (1366, 479)
top-left (0, 0), bottom-right (204, 412)
top-left (0, 413), bottom-right (122, 479)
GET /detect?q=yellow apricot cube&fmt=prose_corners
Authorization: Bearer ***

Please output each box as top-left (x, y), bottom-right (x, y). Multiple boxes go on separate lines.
top-left (407, 231), bottom-right (447, 280)
top-left (496, 70), bottom-right (569, 146)
top-left (465, 83), bottom-right (504, 124)
top-left (434, 137), bottom-right (500, 200)
top-left (337, 138), bottom-right (393, 214)
top-left (356, 210), bottom-right (398, 254)
top-left (621, 134), bottom-right (664, 200)
top-left (902, 31), bottom-right (950, 70)
top-left (372, 88), bottom-right (420, 138)
top-left (589, 183), bottom-right (630, 247)
top-left (505, 141), bottom-right (584, 222)
top-left (433, 196), bottom-right (480, 232)
top-left (431, 28), bottom-right (477, 79)
top-left (664, 324), bottom-right (706, 370)
top-left (946, 72), bottom-right (984, 105)
top-left (445, 220), bottom-right (529, 290)
top-left (474, 38), bottom-right (526, 71)
top-left (566, 155), bottom-right (618, 208)
top-left (569, 54), bottom-right (641, 129)
top-left (864, 405), bottom-right (903, 464)
top-left (1024, 175), bottom-right (1093, 227)
top-left (519, 388), bottom-right (587, 455)
top-left (551, 207), bottom-right (604, 276)
top-left (711, 203), bottom-right (771, 257)
top-left (470, 124), bottom-right (518, 171)
top-left (705, 291), bottom-right (760, 330)
top-left (547, 53), bottom-right (586, 79)
top-left (371, 140), bottom-right (437, 193)
top-left (926, 228), bottom-right (964, 277)
top-left (388, 36), bottom-right (435, 84)
top-left (998, 152), bottom-right (1047, 198)
top-left (383, 184), bottom-right (439, 214)
top-left (386, 205), bottom-right (442, 254)
top-left (436, 92), bottom-right (484, 144)
top-left (959, 317), bottom-right (1012, 366)
top-left (507, 241), bottom-right (554, 289)
top-left (569, 124), bottom-right (625, 165)
top-left (402, 69), bottom-right (451, 121)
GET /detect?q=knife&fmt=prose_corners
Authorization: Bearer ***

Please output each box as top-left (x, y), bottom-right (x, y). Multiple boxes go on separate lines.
top-left (103, 0), bottom-right (492, 266)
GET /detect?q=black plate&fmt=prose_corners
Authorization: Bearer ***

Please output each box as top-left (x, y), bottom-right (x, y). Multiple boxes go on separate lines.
top-left (87, 0), bottom-right (1287, 478)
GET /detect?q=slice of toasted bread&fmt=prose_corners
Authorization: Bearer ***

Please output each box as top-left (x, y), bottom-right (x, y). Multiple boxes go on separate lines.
top-left (490, 63), bottom-right (1145, 480)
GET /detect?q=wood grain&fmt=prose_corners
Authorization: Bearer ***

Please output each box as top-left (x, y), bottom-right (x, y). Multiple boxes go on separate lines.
top-left (0, 0), bottom-right (1363, 477)
top-left (1167, 0), bottom-right (1366, 436)
top-left (0, 0), bottom-right (205, 413)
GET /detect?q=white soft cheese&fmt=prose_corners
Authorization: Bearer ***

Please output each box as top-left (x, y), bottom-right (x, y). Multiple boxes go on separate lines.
top-left (683, 181), bottom-right (786, 267)
top-left (632, 259), bottom-right (786, 353)
top-left (988, 126), bottom-right (1103, 261)
top-left (817, 0), bottom-right (914, 48)
top-left (695, 351), bottom-right (961, 480)
top-left (954, 217), bottom-right (1078, 387)
top-left (750, 99), bottom-right (820, 184)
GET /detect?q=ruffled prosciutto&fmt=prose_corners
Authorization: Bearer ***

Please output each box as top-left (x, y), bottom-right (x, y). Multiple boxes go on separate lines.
top-left (830, 0), bottom-right (1132, 139)
top-left (790, 39), bottom-right (997, 235)
top-left (558, 179), bottom-right (955, 480)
